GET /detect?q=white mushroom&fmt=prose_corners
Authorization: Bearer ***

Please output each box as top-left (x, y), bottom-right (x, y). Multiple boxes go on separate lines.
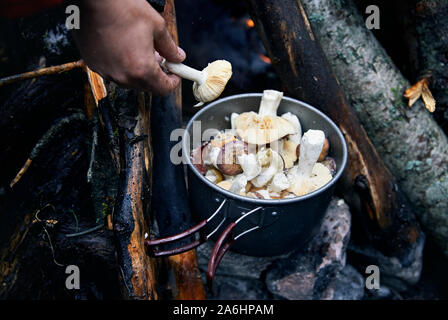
top-left (203, 146), bottom-right (221, 169)
top-left (278, 140), bottom-right (297, 169)
top-left (230, 174), bottom-right (248, 195)
top-left (216, 180), bottom-right (232, 191)
top-left (258, 90), bottom-right (283, 116)
top-left (230, 112), bottom-right (239, 131)
top-left (287, 129), bottom-right (325, 196)
top-left (254, 189), bottom-right (271, 199)
top-left (237, 153), bottom-right (262, 180)
top-left (205, 168), bottom-right (223, 184)
top-left (163, 60), bottom-right (232, 106)
top-left (268, 172), bottom-right (290, 193)
top-left (234, 90), bottom-right (296, 145)
top-left (281, 112), bottom-right (302, 145)
top-left (309, 163), bottom-right (332, 191)
top-left (251, 148), bottom-right (285, 188)
top-left (277, 112), bottom-right (302, 168)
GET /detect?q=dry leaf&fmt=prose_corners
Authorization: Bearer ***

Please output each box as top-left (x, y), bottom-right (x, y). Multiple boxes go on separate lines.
top-left (421, 81), bottom-right (436, 113)
top-left (404, 77), bottom-right (436, 112)
top-left (404, 78), bottom-right (425, 107)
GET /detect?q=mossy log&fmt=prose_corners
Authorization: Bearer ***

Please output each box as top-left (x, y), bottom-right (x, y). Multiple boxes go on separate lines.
top-left (301, 0), bottom-right (448, 256)
top-left (246, 0), bottom-right (422, 260)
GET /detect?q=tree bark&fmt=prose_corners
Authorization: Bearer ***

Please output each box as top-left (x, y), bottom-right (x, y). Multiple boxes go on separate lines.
top-left (246, 0), bottom-right (423, 260)
top-left (150, 0), bottom-right (205, 300)
top-left (107, 87), bottom-right (158, 300)
top-left (301, 0), bottom-right (448, 256)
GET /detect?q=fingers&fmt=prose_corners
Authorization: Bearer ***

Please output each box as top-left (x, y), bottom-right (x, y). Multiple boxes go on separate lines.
top-left (149, 65), bottom-right (181, 96)
top-left (153, 19), bottom-right (186, 63)
top-left (131, 51), bottom-right (181, 96)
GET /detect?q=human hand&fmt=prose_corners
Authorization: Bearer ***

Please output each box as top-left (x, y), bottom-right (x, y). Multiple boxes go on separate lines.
top-left (73, 0), bottom-right (185, 95)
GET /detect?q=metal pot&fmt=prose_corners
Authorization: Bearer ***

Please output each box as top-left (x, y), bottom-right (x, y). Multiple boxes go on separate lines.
top-left (146, 93), bottom-right (347, 288)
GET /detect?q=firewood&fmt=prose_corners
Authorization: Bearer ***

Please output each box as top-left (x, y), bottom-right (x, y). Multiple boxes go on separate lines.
top-left (301, 0), bottom-right (448, 257)
top-left (150, 0), bottom-right (205, 300)
top-left (246, 0), bottom-right (423, 258)
top-left (0, 60), bottom-right (84, 87)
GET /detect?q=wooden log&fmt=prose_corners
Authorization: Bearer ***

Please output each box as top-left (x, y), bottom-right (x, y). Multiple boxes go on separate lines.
top-left (246, 0), bottom-right (422, 258)
top-left (414, 0), bottom-right (448, 108)
top-left (151, 0), bottom-right (205, 300)
top-left (110, 87), bottom-right (159, 300)
top-left (0, 111), bottom-right (121, 299)
top-left (301, 0), bottom-right (448, 257)
top-left (85, 69), bottom-right (159, 299)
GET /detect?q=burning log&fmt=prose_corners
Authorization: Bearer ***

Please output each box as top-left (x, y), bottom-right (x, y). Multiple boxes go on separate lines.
top-left (85, 69), bottom-right (159, 299)
top-left (246, 0), bottom-right (423, 267)
top-left (301, 0), bottom-right (448, 257)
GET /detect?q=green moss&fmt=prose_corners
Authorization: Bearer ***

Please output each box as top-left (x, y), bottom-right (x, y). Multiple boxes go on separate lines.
top-left (308, 13), bottom-right (325, 25)
top-left (405, 160), bottom-right (423, 171)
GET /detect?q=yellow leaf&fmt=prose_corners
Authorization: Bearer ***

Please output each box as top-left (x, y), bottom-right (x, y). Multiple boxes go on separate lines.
top-left (404, 77), bottom-right (436, 112)
top-left (404, 79), bottom-right (424, 107)
top-left (421, 81), bottom-right (436, 113)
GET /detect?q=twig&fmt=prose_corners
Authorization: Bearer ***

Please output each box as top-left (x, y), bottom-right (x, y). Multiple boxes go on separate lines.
top-left (34, 204), bottom-right (64, 267)
top-left (0, 60), bottom-right (85, 87)
top-left (9, 113), bottom-right (86, 189)
top-left (10, 158), bottom-right (33, 188)
top-left (64, 224), bottom-right (103, 238)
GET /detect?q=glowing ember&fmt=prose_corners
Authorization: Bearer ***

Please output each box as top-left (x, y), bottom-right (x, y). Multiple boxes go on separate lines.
top-left (245, 19), bottom-right (255, 28)
top-left (258, 54), bottom-right (272, 64)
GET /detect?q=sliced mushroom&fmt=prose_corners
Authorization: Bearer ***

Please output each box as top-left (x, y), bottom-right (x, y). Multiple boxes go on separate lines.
top-left (268, 172), bottom-right (290, 193)
top-left (309, 163), bottom-right (332, 191)
top-left (230, 112), bottom-right (239, 131)
top-left (281, 112), bottom-right (302, 145)
top-left (279, 112), bottom-right (302, 168)
top-left (210, 131), bottom-right (237, 148)
top-left (163, 60), bottom-right (232, 107)
top-left (216, 140), bottom-right (248, 176)
top-left (237, 153), bottom-right (261, 180)
top-left (279, 139), bottom-right (297, 169)
top-left (230, 174), bottom-right (248, 195)
top-left (252, 189), bottom-right (271, 199)
top-left (191, 142), bottom-right (208, 175)
top-left (251, 148), bottom-right (285, 188)
top-left (205, 168), bottom-right (223, 184)
top-left (235, 90), bottom-right (296, 145)
top-left (216, 180), bottom-right (232, 191)
top-left (287, 129), bottom-right (325, 196)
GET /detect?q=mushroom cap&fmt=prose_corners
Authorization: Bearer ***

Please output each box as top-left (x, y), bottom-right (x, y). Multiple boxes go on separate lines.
top-left (279, 139), bottom-right (298, 168)
top-left (193, 60), bottom-right (232, 105)
top-left (234, 112), bottom-right (297, 145)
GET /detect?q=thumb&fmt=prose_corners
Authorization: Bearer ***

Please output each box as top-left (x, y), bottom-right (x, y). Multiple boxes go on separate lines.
top-left (154, 26), bottom-right (186, 63)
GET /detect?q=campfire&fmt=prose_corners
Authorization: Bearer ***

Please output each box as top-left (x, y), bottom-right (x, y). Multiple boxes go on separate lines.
top-left (0, 0), bottom-right (447, 301)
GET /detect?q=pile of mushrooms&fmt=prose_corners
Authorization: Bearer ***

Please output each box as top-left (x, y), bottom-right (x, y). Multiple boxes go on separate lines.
top-left (191, 90), bottom-right (336, 199)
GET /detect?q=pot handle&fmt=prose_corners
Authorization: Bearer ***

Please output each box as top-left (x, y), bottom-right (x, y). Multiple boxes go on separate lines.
top-left (206, 206), bottom-right (262, 292)
top-left (145, 199), bottom-right (228, 257)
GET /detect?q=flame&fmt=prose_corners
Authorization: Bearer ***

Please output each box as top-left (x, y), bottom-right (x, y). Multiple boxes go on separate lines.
top-left (245, 19), bottom-right (255, 28)
top-left (258, 54), bottom-right (272, 64)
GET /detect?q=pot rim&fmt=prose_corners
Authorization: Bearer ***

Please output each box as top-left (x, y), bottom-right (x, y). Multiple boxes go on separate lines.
top-left (182, 93), bottom-right (348, 205)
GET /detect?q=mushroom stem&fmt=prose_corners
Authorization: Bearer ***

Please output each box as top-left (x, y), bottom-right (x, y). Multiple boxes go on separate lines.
top-left (258, 90), bottom-right (283, 116)
top-left (296, 130), bottom-right (325, 178)
top-left (287, 129), bottom-right (325, 196)
top-left (163, 61), bottom-right (206, 85)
